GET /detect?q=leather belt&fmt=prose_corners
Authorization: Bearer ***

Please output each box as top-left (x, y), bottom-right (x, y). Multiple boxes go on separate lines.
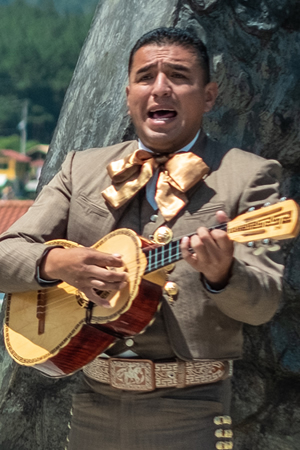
top-left (83, 357), bottom-right (233, 391)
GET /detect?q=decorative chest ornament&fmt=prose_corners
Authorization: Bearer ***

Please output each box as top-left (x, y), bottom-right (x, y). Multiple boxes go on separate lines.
top-left (164, 281), bottom-right (179, 303)
top-left (152, 226), bottom-right (173, 244)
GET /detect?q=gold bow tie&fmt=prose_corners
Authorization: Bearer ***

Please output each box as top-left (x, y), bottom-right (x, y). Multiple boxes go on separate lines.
top-left (101, 149), bottom-right (209, 221)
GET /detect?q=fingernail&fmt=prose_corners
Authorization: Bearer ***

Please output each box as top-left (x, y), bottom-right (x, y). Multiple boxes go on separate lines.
top-left (101, 302), bottom-right (113, 309)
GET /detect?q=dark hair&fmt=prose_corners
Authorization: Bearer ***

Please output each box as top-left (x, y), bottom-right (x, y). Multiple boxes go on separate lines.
top-left (128, 27), bottom-right (210, 84)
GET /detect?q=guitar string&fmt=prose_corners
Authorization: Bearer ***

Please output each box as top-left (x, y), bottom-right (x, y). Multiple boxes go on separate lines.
top-left (43, 213), bottom-right (287, 302)
top-left (30, 222), bottom-right (231, 311)
top-left (33, 245), bottom-right (181, 312)
top-left (16, 201), bottom-right (295, 314)
top-left (30, 237), bottom-right (197, 312)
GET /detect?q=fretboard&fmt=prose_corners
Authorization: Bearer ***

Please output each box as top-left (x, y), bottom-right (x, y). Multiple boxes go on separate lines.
top-left (143, 239), bottom-right (182, 274)
top-left (143, 223), bottom-right (227, 274)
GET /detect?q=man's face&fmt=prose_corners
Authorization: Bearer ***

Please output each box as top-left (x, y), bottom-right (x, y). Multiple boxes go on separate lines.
top-left (126, 44), bottom-right (218, 153)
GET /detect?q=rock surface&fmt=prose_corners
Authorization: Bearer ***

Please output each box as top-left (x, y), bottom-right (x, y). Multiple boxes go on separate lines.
top-left (1, 0), bottom-right (300, 448)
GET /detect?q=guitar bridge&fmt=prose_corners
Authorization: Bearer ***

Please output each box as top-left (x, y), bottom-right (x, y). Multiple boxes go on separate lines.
top-left (36, 290), bottom-right (46, 335)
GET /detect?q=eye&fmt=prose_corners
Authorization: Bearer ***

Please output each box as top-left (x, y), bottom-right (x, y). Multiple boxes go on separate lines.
top-left (172, 72), bottom-right (187, 79)
top-left (137, 73), bottom-right (153, 82)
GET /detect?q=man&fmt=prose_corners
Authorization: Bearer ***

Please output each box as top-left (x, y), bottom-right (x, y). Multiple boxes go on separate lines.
top-left (0, 28), bottom-right (283, 449)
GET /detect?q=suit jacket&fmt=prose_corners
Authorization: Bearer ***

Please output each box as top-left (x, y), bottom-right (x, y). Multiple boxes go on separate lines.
top-left (0, 132), bottom-right (283, 360)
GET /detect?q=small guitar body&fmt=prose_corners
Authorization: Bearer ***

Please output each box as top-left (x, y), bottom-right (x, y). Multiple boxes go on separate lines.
top-left (4, 199), bottom-right (300, 377)
top-left (4, 229), bottom-right (164, 377)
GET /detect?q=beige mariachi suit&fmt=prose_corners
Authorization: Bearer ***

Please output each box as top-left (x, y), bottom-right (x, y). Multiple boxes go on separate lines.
top-left (0, 132), bottom-right (283, 449)
top-left (0, 131), bottom-right (283, 359)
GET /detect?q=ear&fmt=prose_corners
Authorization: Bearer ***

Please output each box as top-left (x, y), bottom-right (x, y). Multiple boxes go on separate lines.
top-left (203, 82), bottom-right (218, 113)
top-left (126, 85), bottom-right (131, 115)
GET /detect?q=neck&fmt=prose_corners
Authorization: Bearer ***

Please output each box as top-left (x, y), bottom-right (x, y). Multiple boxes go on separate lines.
top-left (138, 130), bottom-right (201, 154)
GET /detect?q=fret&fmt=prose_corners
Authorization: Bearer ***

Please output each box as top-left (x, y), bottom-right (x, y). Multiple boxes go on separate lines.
top-left (169, 240), bottom-right (172, 263)
top-left (144, 239), bottom-right (182, 274)
top-left (143, 223), bottom-right (228, 275)
top-left (161, 245), bottom-right (165, 267)
top-left (148, 249), bottom-right (152, 272)
top-left (176, 240), bottom-right (180, 261)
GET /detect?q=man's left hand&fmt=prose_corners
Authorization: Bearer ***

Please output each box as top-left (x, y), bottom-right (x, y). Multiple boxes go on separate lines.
top-left (181, 211), bottom-right (234, 290)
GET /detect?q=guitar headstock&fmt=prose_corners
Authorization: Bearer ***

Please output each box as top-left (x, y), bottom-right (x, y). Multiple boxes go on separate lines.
top-left (227, 199), bottom-right (300, 244)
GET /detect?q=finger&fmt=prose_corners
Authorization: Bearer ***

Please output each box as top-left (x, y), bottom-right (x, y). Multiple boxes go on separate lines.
top-left (90, 277), bottom-right (128, 292)
top-left (216, 210), bottom-right (229, 224)
top-left (86, 266), bottom-right (128, 284)
top-left (86, 250), bottom-right (125, 268)
top-left (81, 288), bottom-right (113, 308)
top-left (181, 236), bottom-right (199, 271)
top-left (190, 229), bottom-right (214, 256)
top-left (210, 229), bottom-right (233, 251)
top-left (193, 224), bottom-right (230, 253)
top-left (181, 236), bottom-right (191, 259)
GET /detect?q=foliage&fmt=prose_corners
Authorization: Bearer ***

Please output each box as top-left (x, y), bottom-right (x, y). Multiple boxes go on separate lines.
top-left (0, 134), bottom-right (40, 152)
top-left (0, 0), bottom-right (99, 15)
top-left (0, 0), bottom-right (95, 143)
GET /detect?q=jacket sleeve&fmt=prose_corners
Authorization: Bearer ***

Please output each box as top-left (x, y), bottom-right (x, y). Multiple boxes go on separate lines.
top-left (206, 159), bottom-right (284, 325)
top-left (0, 151), bottom-right (76, 293)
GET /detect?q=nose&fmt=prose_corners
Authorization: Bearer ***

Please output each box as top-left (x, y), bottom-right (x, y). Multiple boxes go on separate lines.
top-left (151, 73), bottom-right (171, 97)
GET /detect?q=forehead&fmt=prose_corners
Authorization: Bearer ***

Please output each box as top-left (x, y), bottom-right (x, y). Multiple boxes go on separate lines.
top-left (130, 44), bottom-right (200, 72)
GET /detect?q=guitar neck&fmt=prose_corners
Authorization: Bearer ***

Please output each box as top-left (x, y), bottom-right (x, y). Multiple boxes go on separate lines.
top-left (142, 198), bottom-right (300, 274)
top-left (143, 223), bottom-right (227, 274)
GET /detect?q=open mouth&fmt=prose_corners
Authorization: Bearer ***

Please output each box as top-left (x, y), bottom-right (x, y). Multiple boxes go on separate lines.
top-left (148, 109), bottom-right (177, 120)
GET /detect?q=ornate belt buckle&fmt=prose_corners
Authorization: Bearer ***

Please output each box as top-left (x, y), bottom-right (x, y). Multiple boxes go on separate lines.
top-left (109, 359), bottom-right (155, 391)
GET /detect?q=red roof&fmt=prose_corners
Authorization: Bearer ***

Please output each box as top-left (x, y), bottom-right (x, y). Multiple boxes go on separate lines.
top-left (0, 200), bottom-right (34, 234)
top-left (0, 149), bottom-right (31, 162)
top-left (30, 159), bottom-right (44, 168)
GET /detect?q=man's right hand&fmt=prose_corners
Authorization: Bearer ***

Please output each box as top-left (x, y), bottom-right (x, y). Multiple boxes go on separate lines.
top-left (40, 247), bottom-right (128, 307)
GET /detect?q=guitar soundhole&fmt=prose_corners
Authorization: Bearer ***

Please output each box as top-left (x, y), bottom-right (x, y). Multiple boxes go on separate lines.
top-left (94, 289), bottom-right (110, 299)
top-left (76, 289), bottom-right (111, 309)
top-left (76, 291), bottom-right (90, 309)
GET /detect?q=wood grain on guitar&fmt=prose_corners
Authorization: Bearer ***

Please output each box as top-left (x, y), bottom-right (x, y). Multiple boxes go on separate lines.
top-left (4, 199), bottom-right (299, 377)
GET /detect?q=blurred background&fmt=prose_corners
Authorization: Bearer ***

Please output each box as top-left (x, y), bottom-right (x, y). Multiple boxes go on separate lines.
top-left (0, 0), bottom-right (99, 307)
top-left (0, 0), bottom-right (98, 199)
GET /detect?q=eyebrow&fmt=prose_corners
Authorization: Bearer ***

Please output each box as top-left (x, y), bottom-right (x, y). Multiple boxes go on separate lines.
top-left (135, 62), bottom-right (191, 75)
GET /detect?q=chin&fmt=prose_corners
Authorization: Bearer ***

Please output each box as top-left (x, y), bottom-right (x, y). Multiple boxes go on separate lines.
top-left (141, 131), bottom-right (178, 153)
top-left (145, 139), bottom-right (174, 153)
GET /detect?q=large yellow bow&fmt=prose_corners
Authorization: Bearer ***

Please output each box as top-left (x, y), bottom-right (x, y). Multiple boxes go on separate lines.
top-left (102, 149), bottom-right (209, 221)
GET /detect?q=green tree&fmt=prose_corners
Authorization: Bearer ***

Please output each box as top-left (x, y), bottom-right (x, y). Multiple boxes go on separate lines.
top-left (0, 0), bottom-right (93, 142)
top-left (0, 135), bottom-right (40, 152)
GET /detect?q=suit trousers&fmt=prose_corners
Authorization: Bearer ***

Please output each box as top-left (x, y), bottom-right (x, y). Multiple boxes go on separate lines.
top-left (67, 373), bottom-right (233, 450)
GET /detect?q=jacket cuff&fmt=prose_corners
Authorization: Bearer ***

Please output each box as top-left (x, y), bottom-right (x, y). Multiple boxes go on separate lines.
top-left (35, 246), bottom-right (62, 287)
top-left (201, 274), bottom-right (226, 293)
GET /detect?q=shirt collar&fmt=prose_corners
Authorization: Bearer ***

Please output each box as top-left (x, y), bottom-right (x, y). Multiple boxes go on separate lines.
top-left (138, 129), bottom-right (201, 154)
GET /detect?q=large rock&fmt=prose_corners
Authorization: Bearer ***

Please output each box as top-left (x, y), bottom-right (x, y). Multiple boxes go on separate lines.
top-left (38, 0), bottom-right (179, 188)
top-left (1, 0), bottom-right (300, 448)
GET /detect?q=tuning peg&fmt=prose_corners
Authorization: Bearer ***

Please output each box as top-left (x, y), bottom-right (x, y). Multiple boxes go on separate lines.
top-left (263, 202), bottom-right (271, 207)
top-left (253, 247), bottom-right (265, 256)
top-left (261, 239), bottom-right (281, 250)
top-left (279, 197), bottom-right (287, 202)
top-left (253, 239), bottom-right (269, 255)
top-left (252, 239), bottom-right (281, 256)
top-left (268, 244), bottom-right (281, 252)
top-left (247, 241), bottom-right (255, 247)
